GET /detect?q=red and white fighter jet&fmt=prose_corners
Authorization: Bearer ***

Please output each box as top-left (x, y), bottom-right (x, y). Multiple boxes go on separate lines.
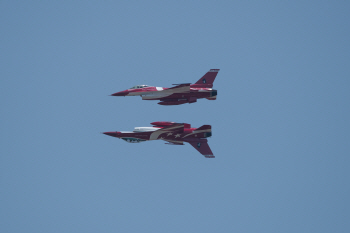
top-left (103, 121), bottom-right (214, 158)
top-left (111, 69), bottom-right (219, 105)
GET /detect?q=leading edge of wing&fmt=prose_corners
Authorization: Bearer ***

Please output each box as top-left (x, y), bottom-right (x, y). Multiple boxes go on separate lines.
top-left (166, 83), bottom-right (190, 92)
top-left (172, 83), bottom-right (191, 85)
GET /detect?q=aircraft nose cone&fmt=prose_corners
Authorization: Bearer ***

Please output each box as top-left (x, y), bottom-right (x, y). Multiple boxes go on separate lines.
top-left (111, 91), bottom-right (128, 96)
top-left (103, 132), bottom-right (118, 137)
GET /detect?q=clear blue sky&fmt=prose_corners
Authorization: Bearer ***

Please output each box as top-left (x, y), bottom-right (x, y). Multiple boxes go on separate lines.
top-left (1, 1), bottom-right (349, 232)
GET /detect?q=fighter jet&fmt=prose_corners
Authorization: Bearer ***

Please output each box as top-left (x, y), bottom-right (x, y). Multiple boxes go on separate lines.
top-left (111, 69), bottom-right (219, 105)
top-left (103, 121), bottom-right (214, 158)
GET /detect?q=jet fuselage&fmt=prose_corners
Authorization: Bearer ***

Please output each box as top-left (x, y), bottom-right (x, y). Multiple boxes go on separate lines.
top-left (110, 69), bottom-right (219, 105)
top-left (103, 121), bottom-right (214, 157)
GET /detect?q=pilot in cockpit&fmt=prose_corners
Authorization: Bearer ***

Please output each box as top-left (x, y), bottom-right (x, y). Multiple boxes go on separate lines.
top-left (129, 85), bottom-right (149, 89)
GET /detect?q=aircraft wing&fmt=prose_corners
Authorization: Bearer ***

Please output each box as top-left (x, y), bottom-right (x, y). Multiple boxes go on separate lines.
top-left (149, 123), bottom-right (184, 140)
top-left (167, 83), bottom-right (191, 92)
top-left (163, 139), bottom-right (184, 145)
top-left (142, 84), bottom-right (190, 100)
top-left (184, 138), bottom-right (214, 158)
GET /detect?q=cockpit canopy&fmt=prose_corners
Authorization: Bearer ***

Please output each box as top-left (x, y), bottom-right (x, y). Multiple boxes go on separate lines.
top-left (129, 85), bottom-right (150, 89)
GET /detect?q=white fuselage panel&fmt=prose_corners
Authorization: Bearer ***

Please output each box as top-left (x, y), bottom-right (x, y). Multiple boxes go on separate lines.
top-left (133, 127), bottom-right (158, 132)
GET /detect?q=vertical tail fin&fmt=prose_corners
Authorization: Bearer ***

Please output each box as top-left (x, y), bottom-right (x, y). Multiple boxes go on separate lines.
top-left (186, 139), bottom-right (214, 158)
top-left (192, 69), bottom-right (220, 88)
